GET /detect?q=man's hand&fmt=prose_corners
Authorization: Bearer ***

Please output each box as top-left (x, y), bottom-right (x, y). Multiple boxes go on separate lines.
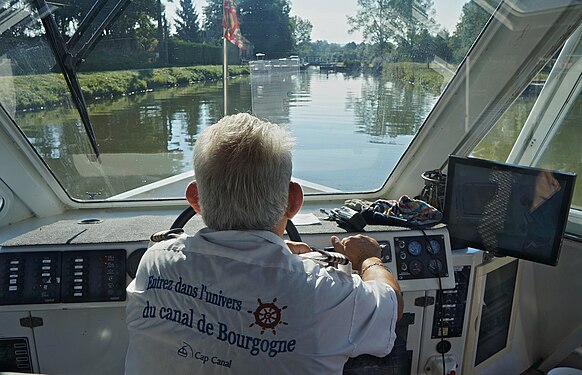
top-left (330, 234), bottom-right (381, 272)
top-left (285, 240), bottom-right (311, 254)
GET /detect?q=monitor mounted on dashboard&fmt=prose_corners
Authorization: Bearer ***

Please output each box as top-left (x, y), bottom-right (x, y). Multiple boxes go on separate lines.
top-left (442, 155), bottom-right (576, 266)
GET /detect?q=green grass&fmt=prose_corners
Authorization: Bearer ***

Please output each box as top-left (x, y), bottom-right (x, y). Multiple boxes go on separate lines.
top-left (384, 62), bottom-right (450, 92)
top-left (9, 62), bottom-right (450, 111)
top-left (11, 65), bottom-right (249, 111)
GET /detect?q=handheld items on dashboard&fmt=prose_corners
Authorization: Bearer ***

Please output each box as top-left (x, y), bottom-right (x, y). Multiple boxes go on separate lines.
top-left (322, 206), bottom-right (367, 232)
top-left (348, 196), bottom-right (443, 229)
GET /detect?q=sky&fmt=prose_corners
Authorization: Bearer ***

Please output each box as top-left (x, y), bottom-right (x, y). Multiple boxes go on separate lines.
top-left (171, 0), bottom-right (468, 45)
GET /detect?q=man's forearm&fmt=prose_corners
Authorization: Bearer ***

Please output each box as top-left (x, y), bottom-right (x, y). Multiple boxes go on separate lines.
top-left (360, 257), bottom-right (404, 321)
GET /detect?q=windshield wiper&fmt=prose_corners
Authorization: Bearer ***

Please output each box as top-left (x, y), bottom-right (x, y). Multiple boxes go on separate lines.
top-left (0, 1), bottom-right (30, 34)
top-left (66, 0), bottom-right (132, 69)
top-left (32, 0), bottom-right (100, 157)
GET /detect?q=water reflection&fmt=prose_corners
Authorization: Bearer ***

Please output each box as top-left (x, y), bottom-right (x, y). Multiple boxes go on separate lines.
top-left (288, 68), bottom-right (438, 191)
top-left (250, 69), bottom-right (299, 125)
top-left (16, 69), bottom-right (439, 199)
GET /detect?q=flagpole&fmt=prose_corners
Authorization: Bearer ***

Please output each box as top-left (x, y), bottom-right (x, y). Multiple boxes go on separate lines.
top-left (223, 0), bottom-right (244, 117)
top-left (223, 37), bottom-right (228, 116)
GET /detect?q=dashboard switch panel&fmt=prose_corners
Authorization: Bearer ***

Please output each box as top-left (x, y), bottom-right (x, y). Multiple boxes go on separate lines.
top-left (61, 250), bottom-right (126, 303)
top-left (0, 252), bottom-right (62, 305)
top-left (0, 250), bottom-right (126, 305)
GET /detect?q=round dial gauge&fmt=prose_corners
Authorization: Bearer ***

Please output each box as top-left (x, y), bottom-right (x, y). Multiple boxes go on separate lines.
top-left (427, 239), bottom-right (441, 255)
top-left (407, 241), bottom-right (423, 256)
top-left (428, 259), bottom-right (444, 275)
top-left (409, 260), bottom-right (423, 275)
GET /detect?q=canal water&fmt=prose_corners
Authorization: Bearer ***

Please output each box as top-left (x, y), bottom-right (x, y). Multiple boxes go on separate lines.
top-left (17, 67), bottom-right (441, 199)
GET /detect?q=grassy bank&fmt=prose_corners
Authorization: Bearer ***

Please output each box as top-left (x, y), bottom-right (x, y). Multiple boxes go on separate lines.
top-left (383, 61), bottom-right (548, 92)
top-left (13, 65), bottom-right (250, 111)
top-left (10, 62), bottom-right (470, 111)
top-left (384, 62), bottom-right (450, 92)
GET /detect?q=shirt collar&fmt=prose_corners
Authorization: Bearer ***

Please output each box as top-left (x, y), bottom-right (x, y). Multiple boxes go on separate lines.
top-left (196, 227), bottom-right (291, 254)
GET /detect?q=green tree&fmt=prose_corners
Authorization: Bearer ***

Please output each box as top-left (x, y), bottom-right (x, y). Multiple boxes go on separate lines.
top-left (106, 0), bottom-right (159, 52)
top-left (309, 40), bottom-right (344, 62)
top-left (449, 1), bottom-right (491, 63)
top-left (399, 28), bottom-right (434, 63)
top-left (432, 30), bottom-right (452, 62)
top-left (347, 0), bottom-right (437, 63)
top-left (51, 0), bottom-right (94, 36)
top-left (237, 0), bottom-right (293, 58)
top-left (347, 0), bottom-right (392, 61)
top-left (202, 0), bottom-right (294, 57)
top-left (155, 0), bottom-right (168, 63)
top-left (290, 15), bottom-right (312, 55)
top-left (202, 0), bottom-right (223, 45)
top-left (175, 0), bottom-right (201, 42)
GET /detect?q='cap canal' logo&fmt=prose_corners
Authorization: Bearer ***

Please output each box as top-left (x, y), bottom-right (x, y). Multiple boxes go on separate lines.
top-left (248, 298), bottom-right (288, 335)
top-left (177, 342), bottom-right (193, 358)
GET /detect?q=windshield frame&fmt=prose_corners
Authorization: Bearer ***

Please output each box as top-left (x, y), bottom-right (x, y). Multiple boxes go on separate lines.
top-left (2, 0), bottom-right (582, 210)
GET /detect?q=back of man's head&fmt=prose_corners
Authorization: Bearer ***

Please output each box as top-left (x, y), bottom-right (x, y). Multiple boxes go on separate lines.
top-left (193, 113), bottom-right (294, 231)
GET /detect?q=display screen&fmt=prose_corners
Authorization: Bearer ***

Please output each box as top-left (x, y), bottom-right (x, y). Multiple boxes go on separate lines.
top-left (443, 155), bottom-right (576, 266)
top-left (475, 260), bottom-right (518, 366)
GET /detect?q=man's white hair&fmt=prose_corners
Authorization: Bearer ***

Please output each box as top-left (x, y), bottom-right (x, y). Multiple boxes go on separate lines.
top-left (193, 113), bottom-right (294, 231)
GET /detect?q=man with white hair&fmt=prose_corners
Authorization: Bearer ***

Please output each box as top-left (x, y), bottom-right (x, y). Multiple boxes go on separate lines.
top-left (125, 113), bottom-right (403, 374)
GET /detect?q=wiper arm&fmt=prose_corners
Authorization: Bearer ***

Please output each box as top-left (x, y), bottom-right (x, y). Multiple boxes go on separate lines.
top-left (0, 1), bottom-right (30, 34)
top-left (66, 0), bottom-right (132, 68)
top-left (32, 0), bottom-right (100, 157)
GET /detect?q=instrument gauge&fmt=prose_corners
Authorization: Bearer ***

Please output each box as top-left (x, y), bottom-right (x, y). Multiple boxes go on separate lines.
top-left (409, 260), bottom-right (423, 275)
top-left (428, 259), bottom-right (444, 275)
top-left (407, 241), bottom-right (423, 256)
top-left (427, 239), bottom-right (441, 255)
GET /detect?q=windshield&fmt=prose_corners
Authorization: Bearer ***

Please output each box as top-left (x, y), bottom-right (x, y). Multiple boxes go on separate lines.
top-left (0, 0), bottom-right (492, 201)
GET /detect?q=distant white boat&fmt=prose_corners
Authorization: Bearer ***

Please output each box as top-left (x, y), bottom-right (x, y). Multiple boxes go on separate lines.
top-left (249, 56), bottom-right (300, 73)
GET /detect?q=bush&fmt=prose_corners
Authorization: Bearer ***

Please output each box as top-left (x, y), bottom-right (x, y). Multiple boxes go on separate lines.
top-left (168, 39), bottom-right (226, 66)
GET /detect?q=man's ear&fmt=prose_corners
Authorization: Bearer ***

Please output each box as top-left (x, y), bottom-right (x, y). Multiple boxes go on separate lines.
top-left (285, 181), bottom-right (304, 219)
top-left (185, 181), bottom-right (202, 214)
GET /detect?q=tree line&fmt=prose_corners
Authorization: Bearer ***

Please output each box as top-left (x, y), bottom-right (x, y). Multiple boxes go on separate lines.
top-left (170, 0), bottom-right (490, 66)
top-left (5, 0), bottom-right (491, 71)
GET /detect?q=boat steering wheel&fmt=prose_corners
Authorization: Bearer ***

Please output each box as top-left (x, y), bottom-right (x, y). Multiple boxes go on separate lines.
top-left (168, 207), bottom-right (349, 269)
top-left (171, 206), bottom-right (303, 242)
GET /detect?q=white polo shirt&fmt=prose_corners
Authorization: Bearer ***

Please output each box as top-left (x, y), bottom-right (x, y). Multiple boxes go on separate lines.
top-left (125, 229), bottom-right (398, 374)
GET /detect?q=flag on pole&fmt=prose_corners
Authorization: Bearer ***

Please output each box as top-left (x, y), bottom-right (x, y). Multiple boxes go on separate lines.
top-left (223, 0), bottom-right (245, 49)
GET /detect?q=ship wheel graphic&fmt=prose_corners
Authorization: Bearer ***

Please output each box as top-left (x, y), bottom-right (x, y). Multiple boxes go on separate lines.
top-left (248, 298), bottom-right (288, 335)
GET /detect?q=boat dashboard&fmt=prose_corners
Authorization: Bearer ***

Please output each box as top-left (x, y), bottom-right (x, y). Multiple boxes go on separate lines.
top-left (0, 211), bottom-right (457, 306)
top-left (0, 206), bottom-right (481, 374)
top-left (2, 0), bottom-right (582, 373)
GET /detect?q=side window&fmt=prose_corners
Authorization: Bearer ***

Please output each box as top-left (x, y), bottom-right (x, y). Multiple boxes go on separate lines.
top-left (471, 31), bottom-right (582, 212)
top-left (530, 90), bottom-right (582, 209)
top-left (470, 93), bottom-right (536, 163)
